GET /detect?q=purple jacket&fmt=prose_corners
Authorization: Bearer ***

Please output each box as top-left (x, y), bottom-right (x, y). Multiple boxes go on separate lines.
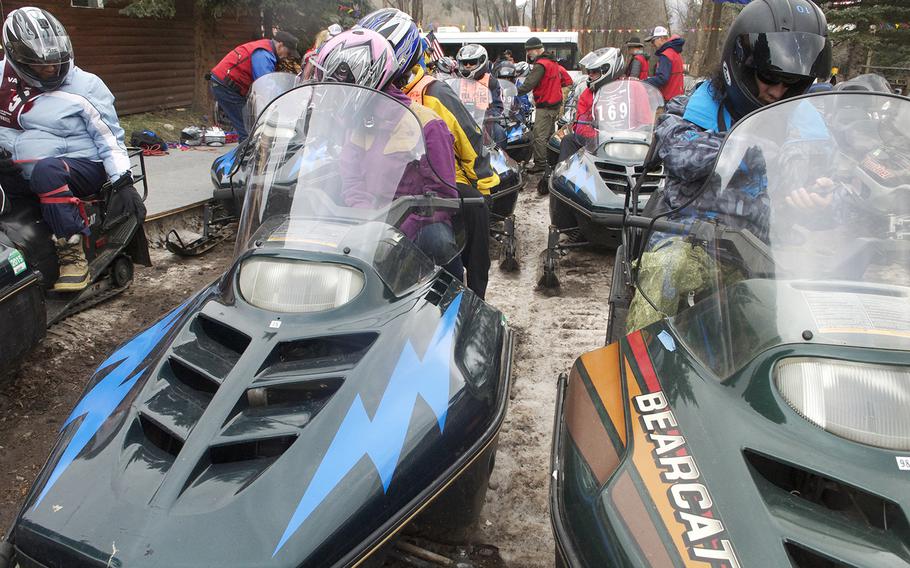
top-left (340, 86), bottom-right (458, 239)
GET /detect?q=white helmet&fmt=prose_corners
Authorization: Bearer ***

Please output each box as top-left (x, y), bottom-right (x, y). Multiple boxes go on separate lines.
top-left (456, 44), bottom-right (489, 80)
top-left (579, 47), bottom-right (624, 91)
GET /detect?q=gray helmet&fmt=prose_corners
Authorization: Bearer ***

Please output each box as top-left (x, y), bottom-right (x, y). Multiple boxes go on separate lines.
top-left (579, 47), bottom-right (624, 92)
top-left (456, 44), bottom-right (489, 80)
top-left (834, 73), bottom-right (893, 94)
top-left (514, 61), bottom-right (530, 77)
top-left (2, 7), bottom-right (73, 90)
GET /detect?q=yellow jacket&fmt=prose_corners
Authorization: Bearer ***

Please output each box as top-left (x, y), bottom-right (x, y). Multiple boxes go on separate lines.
top-left (402, 67), bottom-right (500, 194)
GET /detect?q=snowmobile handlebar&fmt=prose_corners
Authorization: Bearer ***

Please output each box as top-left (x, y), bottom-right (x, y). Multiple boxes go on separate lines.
top-left (624, 215), bottom-right (692, 235)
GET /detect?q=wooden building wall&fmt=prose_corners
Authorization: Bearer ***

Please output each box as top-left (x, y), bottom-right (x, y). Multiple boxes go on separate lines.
top-left (0, 1), bottom-right (261, 115)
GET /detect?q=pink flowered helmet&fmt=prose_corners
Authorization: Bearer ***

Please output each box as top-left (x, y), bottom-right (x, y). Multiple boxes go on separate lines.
top-left (313, 28), bottom-right (398, 91)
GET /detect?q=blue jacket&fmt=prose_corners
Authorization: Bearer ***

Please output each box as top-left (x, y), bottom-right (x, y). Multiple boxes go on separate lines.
top-left (0, 61), bottom-right (130, 181)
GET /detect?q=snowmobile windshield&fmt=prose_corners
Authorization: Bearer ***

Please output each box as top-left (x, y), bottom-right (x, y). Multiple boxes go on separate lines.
top-left (234, 82), bottom-right (464, 296)
top-left (583, 79), bottom-right (664, 159)
top-left (242, 72), bottom-right (300, 135)
top-left (499, 80), bottom-right (520, 118)
top-left (643, 92), bottom-right (910, 379)
top-left (445, 77), bottom-right (502, 146)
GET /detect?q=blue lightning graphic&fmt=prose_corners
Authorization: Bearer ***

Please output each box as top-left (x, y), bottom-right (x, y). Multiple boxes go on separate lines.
top-left (32, 304), bottom-right (187, 508)
top-left (273, 293), bottom-right (463, 556)
top-left (565, 157), bottom-right (597, 195)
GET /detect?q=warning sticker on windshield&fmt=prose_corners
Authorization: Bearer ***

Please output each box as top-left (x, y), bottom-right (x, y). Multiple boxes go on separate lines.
top-left (897, 457), bottom-right (910, 471)
top-left (803, 291), bottom-right (910, 338)
top-left (267, 221), bottom-right (350, 251)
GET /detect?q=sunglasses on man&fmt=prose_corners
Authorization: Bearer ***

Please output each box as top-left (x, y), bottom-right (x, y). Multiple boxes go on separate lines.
top-left (755, 68), bottom-right (804, 87)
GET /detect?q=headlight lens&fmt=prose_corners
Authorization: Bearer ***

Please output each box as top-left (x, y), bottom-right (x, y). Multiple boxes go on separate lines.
top-left (239, 258), bottom-right (364, 313)
top-left (601, 142), bottom-right (648, 162)
top-left (775, 358), bottom-right (910, 450)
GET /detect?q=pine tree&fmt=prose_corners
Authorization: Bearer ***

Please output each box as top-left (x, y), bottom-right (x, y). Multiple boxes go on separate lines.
top-left (825, 0), bottom-right (910, 74)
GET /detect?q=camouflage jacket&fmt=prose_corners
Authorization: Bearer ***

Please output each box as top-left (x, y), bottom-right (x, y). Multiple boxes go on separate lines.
top-left (655, 82), bottom-right (770, 242)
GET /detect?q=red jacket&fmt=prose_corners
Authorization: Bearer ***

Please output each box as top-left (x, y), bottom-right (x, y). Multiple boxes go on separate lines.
top-left (574, 87), bottom-right (595, 138)
top-left (558, 64), bottom-right (572, 88)
top-left (533, 57), bottom-right (564, 107)
top-left (211, 39), bottom-right (274, 96)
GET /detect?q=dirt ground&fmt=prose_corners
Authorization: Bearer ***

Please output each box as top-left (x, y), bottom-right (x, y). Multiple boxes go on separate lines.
top-left (0, 175), bottom-right (614, 566)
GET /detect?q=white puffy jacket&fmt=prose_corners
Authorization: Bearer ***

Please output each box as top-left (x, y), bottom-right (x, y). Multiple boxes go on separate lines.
top-left (0, 60), bottom-right (130, 181)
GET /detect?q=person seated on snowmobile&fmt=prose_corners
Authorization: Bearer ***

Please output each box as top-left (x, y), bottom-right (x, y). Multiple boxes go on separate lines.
top-left (0, 7), bottom-right (145, 292)
top-left (359, 8), bottom-right (498, 300)
top-left (313, 27), bottom-right (464, 278)
top-left (625, 0), bottom-right (833, 333)
top-left (781, 75), bottom-right (904, 230)
top-left (557, 47), bottom-right (626, 162)
top-left (455, 44), bottom-right (507, 147)
top-left (495, 62), bottom-right (532, 124)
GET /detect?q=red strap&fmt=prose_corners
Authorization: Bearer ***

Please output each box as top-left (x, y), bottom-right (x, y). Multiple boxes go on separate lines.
top-left (142, 144), bottom-right (168, 157)
top-left (40, 196), bottom-right (90, 227)
top-left (37, 185), bottom-right (70, 198)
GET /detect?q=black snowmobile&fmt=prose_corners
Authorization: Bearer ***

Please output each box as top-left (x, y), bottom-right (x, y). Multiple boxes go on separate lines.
top-left (1, 83), bottom-right (513, 568)
top-left (167, 72), bottom-right (298, 257)
top-left (445, 76), bottom-right (525, 271)
top-left (551, 91), bottom-right (910, 567)
top-left (538, 79), bottom-right (664, 290)
top-left (0, 149), bottom-right (149, 376)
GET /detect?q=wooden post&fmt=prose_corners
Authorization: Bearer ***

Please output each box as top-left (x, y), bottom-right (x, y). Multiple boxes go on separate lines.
top-left (191, 0), bottom-right (214, 115)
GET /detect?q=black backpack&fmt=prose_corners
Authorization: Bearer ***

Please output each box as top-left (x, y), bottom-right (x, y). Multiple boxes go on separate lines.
top-left (130, 129), bottom-right (169, 152)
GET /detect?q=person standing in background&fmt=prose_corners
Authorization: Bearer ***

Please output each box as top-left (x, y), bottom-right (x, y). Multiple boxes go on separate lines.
top-left (517, 37), bottom-right (565, 173)
top-left (209, 31), bottom-right (300, 141)
top-left (624, 37), bottom-right (649, 80)
top-left (643, 26), bottom-right (685, 101)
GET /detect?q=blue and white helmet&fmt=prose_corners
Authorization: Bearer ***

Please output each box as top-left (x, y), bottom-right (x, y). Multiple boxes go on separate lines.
top-left (357, 8), bottom-right (423, 80)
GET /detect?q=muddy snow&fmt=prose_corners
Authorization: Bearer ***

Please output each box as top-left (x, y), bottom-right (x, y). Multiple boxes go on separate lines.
top-left (0, 176), bottom-right (615, 566)
top-left (480, 182), bottom-right (613, 566)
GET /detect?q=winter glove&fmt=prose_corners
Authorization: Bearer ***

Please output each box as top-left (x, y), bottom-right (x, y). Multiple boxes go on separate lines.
top-left (0, 148), bottom-right (22, 177)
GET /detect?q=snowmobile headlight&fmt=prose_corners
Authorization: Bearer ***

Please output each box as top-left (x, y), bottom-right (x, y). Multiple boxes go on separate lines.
top-left (238, 258), bottom-right (364, 313)
top-left (601, 142), bottom-right (649, 162)
top-left (774, 358), bottom-right (910, 451)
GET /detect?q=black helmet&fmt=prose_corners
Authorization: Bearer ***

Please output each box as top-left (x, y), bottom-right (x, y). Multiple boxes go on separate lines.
top-left (496, 61), bottom-right (517, 80)
top-left (2, 7), bottom-right (73, 90)
top-left (721, 0), bottom-right (832, 120)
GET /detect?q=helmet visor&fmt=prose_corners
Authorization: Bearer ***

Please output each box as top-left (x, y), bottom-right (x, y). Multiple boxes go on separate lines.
top-left (738, 32), bottom-right (831, 80)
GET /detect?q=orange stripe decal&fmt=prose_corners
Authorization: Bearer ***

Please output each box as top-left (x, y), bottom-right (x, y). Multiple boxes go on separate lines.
top-left (580, 344), bottom-right (626, 447)
top-left (565, 365), bottom-right (620, 485)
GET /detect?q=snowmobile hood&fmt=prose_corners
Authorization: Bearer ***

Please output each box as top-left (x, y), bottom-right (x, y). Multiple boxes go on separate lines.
top-left (14, 251), bottom-right (511, 567)
top-left (551, 149), bottom-right (656, 216)
top-left (553, 308), bottom-right (910, 567)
